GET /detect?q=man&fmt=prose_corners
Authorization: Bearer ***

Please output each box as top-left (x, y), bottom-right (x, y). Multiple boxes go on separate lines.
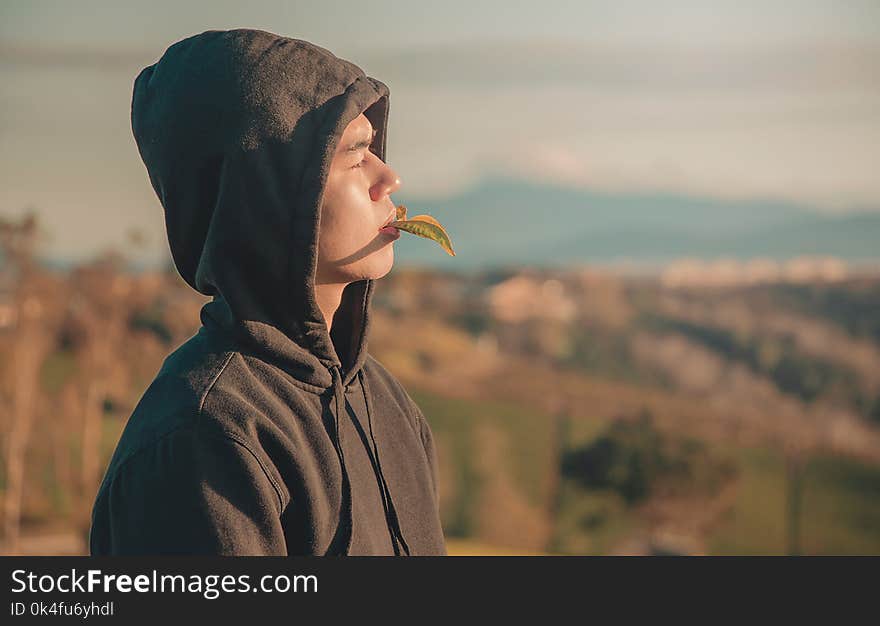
top-left (89, 28), bottom-right (447, 555)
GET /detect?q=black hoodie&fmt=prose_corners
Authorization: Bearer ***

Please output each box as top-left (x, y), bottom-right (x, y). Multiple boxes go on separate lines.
top-left (88, 29), bottom-right (447, 555)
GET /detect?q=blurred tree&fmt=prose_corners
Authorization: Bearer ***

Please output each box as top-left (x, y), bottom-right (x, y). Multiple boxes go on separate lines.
top-left (546, 394), bottom-right (573, 554)
top-left (66, 250), bottom-right (135, 535)
top-left (0, 211), bottom-right (64, 554)
top-left (561, 408), bottom-right (737, 507)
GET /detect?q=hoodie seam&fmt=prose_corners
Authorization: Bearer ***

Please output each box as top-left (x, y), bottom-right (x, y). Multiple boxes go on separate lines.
top-left (197, 351), bottom-right (236, 414)
top-left (416, 412), bottom-right (428, 448)
top-left (92, 422), bottom-right (284, 520)
top-left (198, 350), bottom-right (286, 513)
top-left (96, 349), bottom-right (237, 490)
top-left (212, 429), bottom-right (285, 515)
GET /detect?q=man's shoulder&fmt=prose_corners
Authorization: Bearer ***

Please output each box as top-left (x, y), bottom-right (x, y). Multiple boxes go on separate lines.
top-left (363, 353), bottom-right (408, 396)
top-left (362, 353), bottom-right (424, 427)
top-left (99, 331), bottom-right (239, 482)
top-left (118, 326), bottom-right (324, 442)
top-left (363, 352), bottom-right (394, 379)
top-left (96, 332), bottom-right (314, 512)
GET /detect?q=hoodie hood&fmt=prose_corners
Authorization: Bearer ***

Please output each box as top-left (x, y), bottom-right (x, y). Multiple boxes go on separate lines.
top-left (132, 28), bottom-right (390, 390)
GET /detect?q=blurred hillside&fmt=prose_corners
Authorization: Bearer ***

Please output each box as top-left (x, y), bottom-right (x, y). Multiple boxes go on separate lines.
top-left (2, 211), bottom-right (880, 555)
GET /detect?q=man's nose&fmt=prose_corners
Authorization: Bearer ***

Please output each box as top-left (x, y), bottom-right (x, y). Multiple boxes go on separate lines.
top-left (370, 161), bottom-right (402, 202)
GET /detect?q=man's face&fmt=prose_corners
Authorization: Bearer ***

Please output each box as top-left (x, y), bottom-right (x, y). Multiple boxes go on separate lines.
top-left (316, 113), bottom-right (402, 285)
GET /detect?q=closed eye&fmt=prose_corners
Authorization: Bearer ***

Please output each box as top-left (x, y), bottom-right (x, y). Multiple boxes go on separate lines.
top-left (350, 149), bottom-right (377, 169)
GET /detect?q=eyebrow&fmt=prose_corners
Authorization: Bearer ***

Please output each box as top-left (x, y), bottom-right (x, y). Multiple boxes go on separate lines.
top-left (343, 127), bottom-right (377, 152)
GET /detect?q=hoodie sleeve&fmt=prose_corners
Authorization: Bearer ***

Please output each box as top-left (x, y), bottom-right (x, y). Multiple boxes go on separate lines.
top-left (412, 403), bottom-right (442, 513)
top-left (89, 421), bottom-right (287, 556)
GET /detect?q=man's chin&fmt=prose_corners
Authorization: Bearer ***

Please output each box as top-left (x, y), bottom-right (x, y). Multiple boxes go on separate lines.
top-left (340, 252), bottom-right (394, 283)
top-left (367, 249), bottom-right (395, 281)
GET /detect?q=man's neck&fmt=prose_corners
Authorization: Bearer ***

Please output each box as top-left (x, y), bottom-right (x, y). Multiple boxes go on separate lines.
top-left (313, 282), bottom-right (347, 334)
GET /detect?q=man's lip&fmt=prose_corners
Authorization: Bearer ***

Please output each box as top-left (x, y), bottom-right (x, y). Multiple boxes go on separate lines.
top-left (379, 210), bottom-right (396, 230)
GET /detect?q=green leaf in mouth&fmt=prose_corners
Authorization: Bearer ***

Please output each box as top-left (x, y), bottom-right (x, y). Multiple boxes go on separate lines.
top-left (390, 204), bottom-right (456, 257)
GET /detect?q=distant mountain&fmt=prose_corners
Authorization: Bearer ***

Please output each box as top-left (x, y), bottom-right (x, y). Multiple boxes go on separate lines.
top-left (393, 175), bottom-right (880, 270)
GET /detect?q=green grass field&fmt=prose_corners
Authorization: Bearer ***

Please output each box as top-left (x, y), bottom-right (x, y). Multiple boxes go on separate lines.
top-left (414, 387), bottom-right (880, 555)
top-left (709, 447), bottom-right (880, 555)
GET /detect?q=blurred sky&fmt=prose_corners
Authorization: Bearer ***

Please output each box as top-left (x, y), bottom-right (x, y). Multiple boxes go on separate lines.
top-left (1, 0), bottom-right (879, 263)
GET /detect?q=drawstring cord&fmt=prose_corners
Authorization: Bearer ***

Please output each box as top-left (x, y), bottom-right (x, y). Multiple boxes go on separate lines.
top-left (326, 363), bottom-right (411, 556)
top-left (326, 365), bottom-right (353, 555)
top-left (359, 369), bottom-right (411, 556)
